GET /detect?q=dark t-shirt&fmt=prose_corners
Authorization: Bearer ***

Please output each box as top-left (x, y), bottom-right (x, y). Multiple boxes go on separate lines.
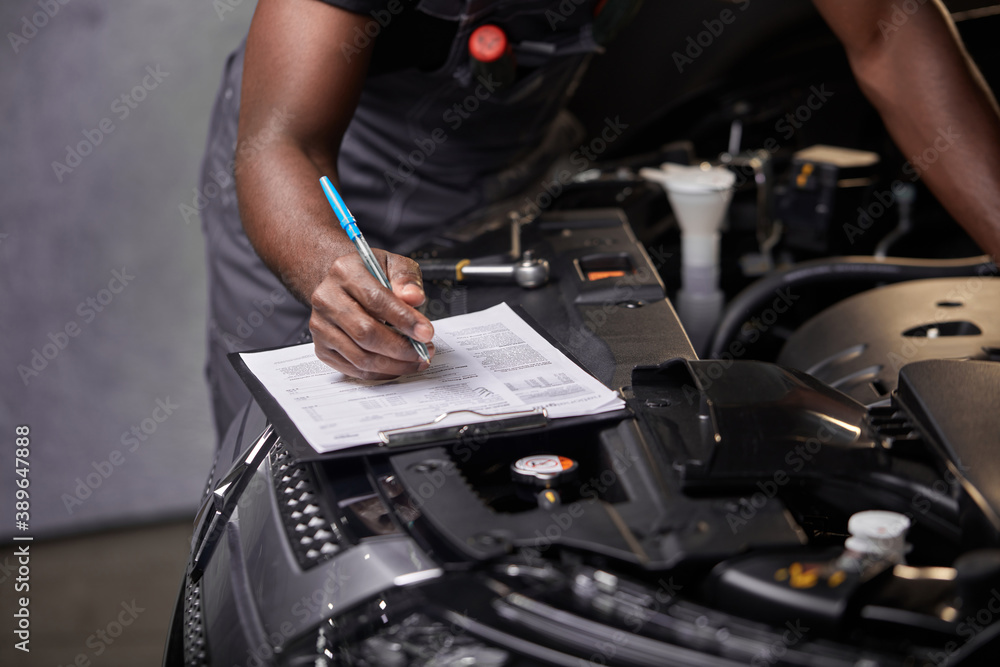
top-left (315, 0), bottom-right (458, 74)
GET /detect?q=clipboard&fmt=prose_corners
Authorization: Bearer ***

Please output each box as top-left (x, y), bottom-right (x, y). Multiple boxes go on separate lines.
top-left (227, 304), bottom-right (632, 461)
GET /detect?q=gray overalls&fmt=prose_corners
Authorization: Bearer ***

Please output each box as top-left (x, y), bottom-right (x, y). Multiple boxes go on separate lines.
top-left (200, 0), bottom-right (605, 440)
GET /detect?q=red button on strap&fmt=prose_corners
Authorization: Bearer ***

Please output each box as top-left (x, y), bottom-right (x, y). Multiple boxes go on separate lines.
top-left (469, 24), bottom-right (508, 63)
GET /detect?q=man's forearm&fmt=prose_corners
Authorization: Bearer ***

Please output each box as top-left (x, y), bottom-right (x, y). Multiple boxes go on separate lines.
top-left (229, 0), bottom-right (432, 380)
top-left (235, 142), bottom-right (353, 305)
top-left (234, 0), bottom-right (378, 304)
top-left (822, 0), bottom-right (1000, 257)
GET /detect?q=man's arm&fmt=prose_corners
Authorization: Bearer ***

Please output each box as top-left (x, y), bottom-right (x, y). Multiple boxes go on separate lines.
top-left (813, 0), bottom-right (1000, 258)
top-left (237, 0), bottom-right (434, 379)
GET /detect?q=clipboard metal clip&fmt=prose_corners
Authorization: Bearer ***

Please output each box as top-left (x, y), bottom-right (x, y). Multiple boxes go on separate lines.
top-left (378, 408), bottom-right (549, 447)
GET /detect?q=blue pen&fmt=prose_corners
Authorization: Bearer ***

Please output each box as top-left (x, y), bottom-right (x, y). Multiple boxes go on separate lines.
top-left (319, 176), bottom-right (431, 364)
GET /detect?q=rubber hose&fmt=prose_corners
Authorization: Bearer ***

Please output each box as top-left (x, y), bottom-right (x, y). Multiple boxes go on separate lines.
top-left (707, 255), bottom-right (996, 358)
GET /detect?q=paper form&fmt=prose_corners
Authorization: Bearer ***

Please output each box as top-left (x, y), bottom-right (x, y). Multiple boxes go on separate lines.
top-left (238, 303), bottom-right (625, 452)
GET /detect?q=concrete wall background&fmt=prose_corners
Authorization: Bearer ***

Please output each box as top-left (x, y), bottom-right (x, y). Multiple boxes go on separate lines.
top-left (0, 0), bottom-right (258, 538)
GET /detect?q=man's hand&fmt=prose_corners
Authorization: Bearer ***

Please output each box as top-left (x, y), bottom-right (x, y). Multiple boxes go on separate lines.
top-left (309, 250), bottom-right (435, 380)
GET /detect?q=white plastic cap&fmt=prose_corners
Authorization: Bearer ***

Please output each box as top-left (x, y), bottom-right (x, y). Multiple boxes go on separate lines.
top-left (642, 163), bottom-right (736, 194)
top-left (640, 164), bottom-right (735, 241)
top-left (640, 164), bottom-right (736, 318)
top-left (845, 510), bottom-right (911, 563)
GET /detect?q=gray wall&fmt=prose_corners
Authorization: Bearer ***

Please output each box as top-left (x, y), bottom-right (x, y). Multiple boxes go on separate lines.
top-left (1, 0), bottom-right (258, 538)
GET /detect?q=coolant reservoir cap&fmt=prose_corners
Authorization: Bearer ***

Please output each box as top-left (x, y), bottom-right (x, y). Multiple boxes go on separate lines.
top-left (512, 454), bottom-right (578, 486)
top-left (845, 510), bottom-right (911, 561)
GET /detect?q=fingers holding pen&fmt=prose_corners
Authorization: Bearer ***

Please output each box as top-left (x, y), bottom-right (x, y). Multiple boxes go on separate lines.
top-left (310, 311), bottom-right (430, 379)
top-left (315, 176), bottom-right (434, 374)
top-left (309, 253), bottom-right (434, 379)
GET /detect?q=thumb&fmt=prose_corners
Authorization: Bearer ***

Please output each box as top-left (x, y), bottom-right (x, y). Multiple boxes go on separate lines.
top-left (386, 253), bottom-right (426, 307)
